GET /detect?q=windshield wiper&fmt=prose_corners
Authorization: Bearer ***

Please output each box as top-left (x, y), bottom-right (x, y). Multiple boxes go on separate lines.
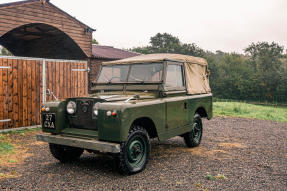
top-left (124, 94), bottom-right (140, 103)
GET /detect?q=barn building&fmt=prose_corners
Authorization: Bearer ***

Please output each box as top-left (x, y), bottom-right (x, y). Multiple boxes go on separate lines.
top-left (0, 0), bottom-right (138, 129)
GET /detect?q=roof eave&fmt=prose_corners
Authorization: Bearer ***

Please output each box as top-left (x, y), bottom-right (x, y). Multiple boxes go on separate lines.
top-left (0, 0), bottom-right (38, 8)
top-left (91, 56), bottom-right (118, 61)
top-left (0, 0), bottom-right (96, 32)
top-left (47, 1), bottom-right (96, 32)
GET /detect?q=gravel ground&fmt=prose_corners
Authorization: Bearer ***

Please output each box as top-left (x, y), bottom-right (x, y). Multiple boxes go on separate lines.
top-left (1, 117), bottom-right (287, 191)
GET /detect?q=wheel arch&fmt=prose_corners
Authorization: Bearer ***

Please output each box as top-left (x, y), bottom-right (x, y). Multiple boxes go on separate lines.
top-left (131, 117), bottom-right (158, 139)
top-left (195, 107), bottom-right (208, 118)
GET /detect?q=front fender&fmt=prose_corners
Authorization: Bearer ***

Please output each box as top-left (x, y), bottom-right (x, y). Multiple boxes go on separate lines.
top-left (42, 101), bottom-right (67, 134)
top-left (97, 101), bottom-right (165, 142)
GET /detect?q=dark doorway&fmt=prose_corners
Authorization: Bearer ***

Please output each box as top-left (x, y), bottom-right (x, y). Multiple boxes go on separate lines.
top-left (0, 23), bottom-right (87, 60)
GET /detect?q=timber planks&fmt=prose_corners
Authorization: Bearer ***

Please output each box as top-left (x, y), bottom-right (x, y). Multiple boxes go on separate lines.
top-left (0, 57), bottom-right (87, 129)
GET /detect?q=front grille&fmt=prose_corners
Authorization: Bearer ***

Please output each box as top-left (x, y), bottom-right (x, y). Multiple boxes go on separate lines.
top-left (76, 99), bottom-right (93, 117)
top-left (68, 98), bottom-right (97, 130)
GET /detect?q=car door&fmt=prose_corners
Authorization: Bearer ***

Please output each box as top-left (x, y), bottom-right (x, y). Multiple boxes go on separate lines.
top-left (165, 62), bottom-right (189, 132)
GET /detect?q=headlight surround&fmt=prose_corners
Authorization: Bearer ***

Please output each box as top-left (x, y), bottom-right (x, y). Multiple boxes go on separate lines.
top-left (67, 101), bottom-right (76, 114)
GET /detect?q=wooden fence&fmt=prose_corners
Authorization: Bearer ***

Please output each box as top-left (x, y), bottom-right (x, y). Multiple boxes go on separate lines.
top-left (0, 56), bottom-right (88, 129)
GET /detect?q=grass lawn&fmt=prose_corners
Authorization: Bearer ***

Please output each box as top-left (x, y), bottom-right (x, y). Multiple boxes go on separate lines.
top-left (0, 134), bottom-right (14, 156)
top-left (0, 128), bottom-right (40, 167)
top-left (214, 101), bottom-right (287, 123)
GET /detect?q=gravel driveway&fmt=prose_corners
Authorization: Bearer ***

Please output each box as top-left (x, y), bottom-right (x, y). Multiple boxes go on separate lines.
top-left (1, 117), bottom-right (287, 191)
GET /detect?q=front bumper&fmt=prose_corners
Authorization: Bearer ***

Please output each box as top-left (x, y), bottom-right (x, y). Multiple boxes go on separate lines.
top-left (36, 134), bottom-right (121, 153)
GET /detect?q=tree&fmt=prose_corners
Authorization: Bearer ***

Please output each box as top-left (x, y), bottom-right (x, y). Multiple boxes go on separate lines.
top-left (92, 38), bottom-right (99, 45)
top-left (180, 43), bottom-right (204, 57)
top-left (131, 33), bottom-right (204, 57)
top-left (210, 53), bottom-right (254, 100)
top-left (149, 33), bottom-right (181, 53)
top-left (277, 69), bottom-right (287, 102)
top-left (244, 42), bottom-right (285, 101)
top-left (244, 42), bottom-right (284, 72)
top-left (0, 47), bottom-right (12, 56)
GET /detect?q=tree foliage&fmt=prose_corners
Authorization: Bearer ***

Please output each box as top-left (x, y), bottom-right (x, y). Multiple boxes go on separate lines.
top-left (92, 38), bottom-right (99, 45)
top-left (244, 42), bottom-right (283, 72)
top-left (207, 42), bottom-right (286, 102)
top-left (132, 33), bottom-right (204, 57)
top-left (132, 34), bottom-right (287, 102)
top-left (0, 47), bottom-right (13, 56)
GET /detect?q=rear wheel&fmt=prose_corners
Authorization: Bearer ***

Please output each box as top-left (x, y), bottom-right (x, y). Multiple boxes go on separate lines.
top-left (117, 126), bottom-right (150, 175)
top-left (183, 114), bottom-right (203, 148)
top-left (49, 143), bottom-right (84, 163)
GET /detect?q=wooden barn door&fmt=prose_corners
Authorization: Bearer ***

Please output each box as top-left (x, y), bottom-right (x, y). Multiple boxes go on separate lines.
top-left (0, 57), bottom-right (43, 129)
top-left (0, 61), bottom-right (11, 129)
top-left (71, 62), bottom-right (89, 97)
top-left (45, 60), bottom-right (88, 102)
top-left (0, 57), bottom-right (88, 130)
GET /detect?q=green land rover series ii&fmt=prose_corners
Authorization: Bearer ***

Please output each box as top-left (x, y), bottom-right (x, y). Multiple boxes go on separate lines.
top-left (37, 53), bottom-right (212, 174)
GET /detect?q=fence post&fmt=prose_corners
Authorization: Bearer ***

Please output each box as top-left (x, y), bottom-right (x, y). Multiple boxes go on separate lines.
top-left (42, 59), bottom-right (46, 103)
top-left (86, 61), bottom-right (89, 95)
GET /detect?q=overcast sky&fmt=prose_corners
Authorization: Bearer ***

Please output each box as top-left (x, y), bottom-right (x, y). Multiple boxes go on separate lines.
top-left (2, 0), bottom-right (287, 53)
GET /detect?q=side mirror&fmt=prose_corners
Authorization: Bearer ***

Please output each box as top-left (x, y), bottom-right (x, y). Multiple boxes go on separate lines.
top-left (46, 89), bottom-right (58, 101)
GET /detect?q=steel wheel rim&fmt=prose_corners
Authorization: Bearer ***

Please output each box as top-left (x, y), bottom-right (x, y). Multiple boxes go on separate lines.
top-left (127, 136), bottom-right (147, 168)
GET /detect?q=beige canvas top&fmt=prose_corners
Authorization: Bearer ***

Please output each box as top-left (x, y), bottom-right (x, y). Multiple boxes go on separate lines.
top-left (102, 53), bottom-right (211, 95)
top-left (103, 53), bottom-right (208, 66)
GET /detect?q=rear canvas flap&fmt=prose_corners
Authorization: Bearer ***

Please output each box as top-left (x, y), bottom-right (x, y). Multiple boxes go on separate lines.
top-left (185, 62), bottom-right (211, 94)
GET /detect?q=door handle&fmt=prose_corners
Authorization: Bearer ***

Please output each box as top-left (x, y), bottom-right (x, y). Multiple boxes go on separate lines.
top-left (184, 102), bottom-right (188, 109)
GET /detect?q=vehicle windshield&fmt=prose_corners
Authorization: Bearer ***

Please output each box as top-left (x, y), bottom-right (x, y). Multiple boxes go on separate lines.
top-left (97, 65), bottom-right (129, 83)
top-left (97, 63), bottom-right (163, 83)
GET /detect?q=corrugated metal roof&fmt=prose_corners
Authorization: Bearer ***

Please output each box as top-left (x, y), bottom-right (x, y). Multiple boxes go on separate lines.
top-left (92, 45), bottom-right (140, 60)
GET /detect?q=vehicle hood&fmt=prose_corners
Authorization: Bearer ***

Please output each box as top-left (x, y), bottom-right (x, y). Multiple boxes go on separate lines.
top-left (91, 93), bottom-right (157, 103)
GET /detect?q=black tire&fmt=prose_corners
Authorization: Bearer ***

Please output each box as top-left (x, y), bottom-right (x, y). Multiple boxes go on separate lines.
top-left (49, 143), bottom-right (84, 163)
top-left (183, 114), bottom-right (203, 148)
top-left (117, 126), bottom-right (150, 175)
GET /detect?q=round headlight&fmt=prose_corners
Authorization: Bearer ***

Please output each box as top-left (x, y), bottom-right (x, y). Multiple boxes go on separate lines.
top-left (93, 103), bottom-right (98, 116)
top-left (67, 101), bottom-right (76, 114)
top-left (106, 111), bottom-right (112, 116)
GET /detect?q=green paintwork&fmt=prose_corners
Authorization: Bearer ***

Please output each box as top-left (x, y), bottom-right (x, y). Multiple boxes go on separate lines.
top-left (42, 101), bottom-right (67, 134)
top-left (39, 60), bottom-right (212, 150)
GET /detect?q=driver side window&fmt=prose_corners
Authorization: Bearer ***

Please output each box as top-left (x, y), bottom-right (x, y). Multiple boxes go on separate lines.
top-left (165, 64), bottom-right (184, 89)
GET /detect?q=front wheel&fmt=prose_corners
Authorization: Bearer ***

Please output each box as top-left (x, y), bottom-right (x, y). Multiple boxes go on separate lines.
top-left (117, 126), bottom-right (150, 175)
top-left (49, 143), bottom-right (84, 163)
top-left (183, 114), bottom-right (203, 148)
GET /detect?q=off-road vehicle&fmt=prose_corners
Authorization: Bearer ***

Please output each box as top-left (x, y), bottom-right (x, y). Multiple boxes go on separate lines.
top-left (37, 53), bottom-right (212, 174)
